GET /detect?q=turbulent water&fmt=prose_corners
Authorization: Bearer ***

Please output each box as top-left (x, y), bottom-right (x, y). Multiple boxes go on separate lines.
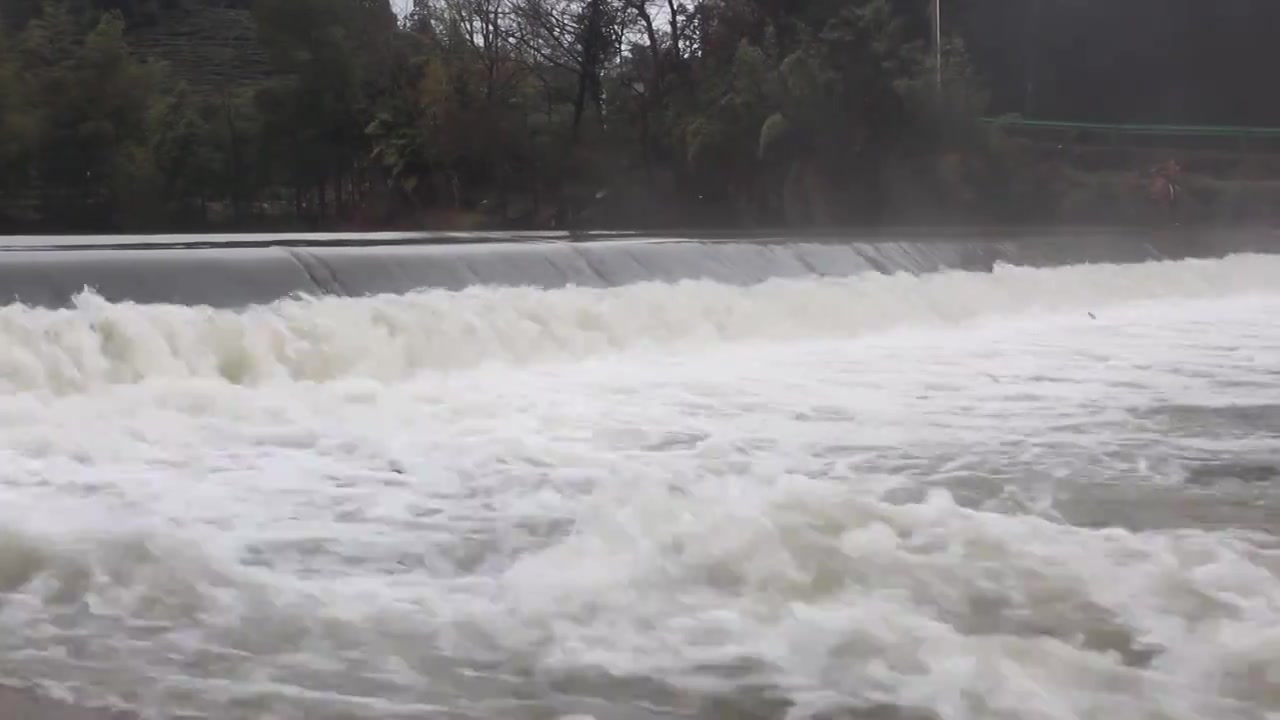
top-left (1, 254), bottom-right (1280, 720)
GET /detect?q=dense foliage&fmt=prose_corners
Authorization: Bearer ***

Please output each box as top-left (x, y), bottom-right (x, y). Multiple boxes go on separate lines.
top-left (1, 0), bottom-right (1273, 231)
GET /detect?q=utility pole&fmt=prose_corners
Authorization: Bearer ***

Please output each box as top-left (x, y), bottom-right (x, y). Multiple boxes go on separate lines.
top-left (1025, 0), bottom-right (1042, 116)
top-left (932, 0), bottom-right (942, 89)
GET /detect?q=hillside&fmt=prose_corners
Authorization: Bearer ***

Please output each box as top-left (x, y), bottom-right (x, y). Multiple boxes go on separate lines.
top-left (127, 3), bottom-right (274, 96)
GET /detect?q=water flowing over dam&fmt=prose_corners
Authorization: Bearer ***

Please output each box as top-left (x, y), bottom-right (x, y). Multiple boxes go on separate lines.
top-left (0, 226), bottom-right (1270, 308)
top-left (1, 228), bottom-right (1279, 720)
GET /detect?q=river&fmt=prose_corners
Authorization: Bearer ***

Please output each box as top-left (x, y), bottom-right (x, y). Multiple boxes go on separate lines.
top-left (0, 254), bottom-right (1278, 720)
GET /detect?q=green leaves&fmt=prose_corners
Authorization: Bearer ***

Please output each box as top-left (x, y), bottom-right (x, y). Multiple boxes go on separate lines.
top-left (0, 31), bottom-right (36, 203)
top-left (6, 6), bottom-right (162, 227)
top-left (0, 0), bottom-right (1005, 230)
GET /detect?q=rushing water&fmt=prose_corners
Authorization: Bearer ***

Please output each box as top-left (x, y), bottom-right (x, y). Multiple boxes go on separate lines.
top-left (1, 255), bottom-right (1279, 720)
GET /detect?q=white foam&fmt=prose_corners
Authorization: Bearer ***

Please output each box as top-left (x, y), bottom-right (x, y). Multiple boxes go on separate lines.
top-left (0, 253), bottom-right (1276, 393)
top-left (0, 256), bottom-right (1278, 719)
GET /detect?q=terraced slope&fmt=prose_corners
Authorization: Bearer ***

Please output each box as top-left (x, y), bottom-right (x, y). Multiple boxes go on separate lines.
top-left (128, 4), bottom-right (274, 96)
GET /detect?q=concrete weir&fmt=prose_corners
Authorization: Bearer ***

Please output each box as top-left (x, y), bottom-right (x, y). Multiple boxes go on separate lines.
top-left (0, 227), bottom-right (1276, 308)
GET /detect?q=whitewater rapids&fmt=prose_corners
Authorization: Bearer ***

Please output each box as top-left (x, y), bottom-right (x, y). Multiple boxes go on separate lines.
top-left (0, 254), bottom-right (1279, 720)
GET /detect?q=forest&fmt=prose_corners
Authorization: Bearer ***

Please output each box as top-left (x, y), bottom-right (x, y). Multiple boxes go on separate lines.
top-left (1, 0), bottom-right (1278, 232)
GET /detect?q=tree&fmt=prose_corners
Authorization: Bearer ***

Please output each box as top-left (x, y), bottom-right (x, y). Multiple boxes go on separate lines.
top-left (149, 83), bottom-right (222, 220)
top-left (0, 0), bottom-right (1038, 231)
top-left (16, 5), bottom-right (161, 228)
top-left (0, 28), bottom-right (36, 211)
top-left (253, 0), bottom-right (396, 221)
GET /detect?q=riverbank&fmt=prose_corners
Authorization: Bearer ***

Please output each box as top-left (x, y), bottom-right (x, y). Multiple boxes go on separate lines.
top-left (6, 163), bottom-right (1280, 236)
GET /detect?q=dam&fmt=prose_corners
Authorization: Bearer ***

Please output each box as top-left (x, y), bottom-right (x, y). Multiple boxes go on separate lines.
top-left (0, 226), bottom-right (1271, 307)
top-left (0, 228), bottom-right (1278, 720)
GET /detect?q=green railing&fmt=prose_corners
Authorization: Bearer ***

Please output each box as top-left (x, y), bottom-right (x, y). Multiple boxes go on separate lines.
top-left (981, 117), bottom-right (1280, 139)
